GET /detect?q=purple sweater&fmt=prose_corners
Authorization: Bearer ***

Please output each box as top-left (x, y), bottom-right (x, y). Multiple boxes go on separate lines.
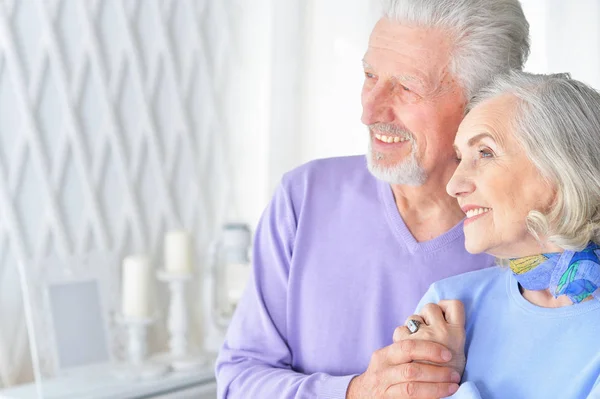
top-left (215, 156), bottom-right (493, 398)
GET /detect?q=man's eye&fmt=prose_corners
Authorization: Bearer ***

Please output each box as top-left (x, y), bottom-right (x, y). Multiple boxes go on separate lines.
top-left (400, 84), bottom-right (411, 92)
top-left (364, 72), bottom-right (376, 79)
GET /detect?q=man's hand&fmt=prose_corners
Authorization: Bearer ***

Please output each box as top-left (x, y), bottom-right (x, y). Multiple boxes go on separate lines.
top-left (395, 300), bottom-right (467, 378)
top-left (346, 339), bottom-right (461, 398)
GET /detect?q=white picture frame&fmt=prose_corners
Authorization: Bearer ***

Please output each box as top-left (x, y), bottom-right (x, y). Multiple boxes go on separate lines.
top-left (23, 252), bottom-right (121, 380)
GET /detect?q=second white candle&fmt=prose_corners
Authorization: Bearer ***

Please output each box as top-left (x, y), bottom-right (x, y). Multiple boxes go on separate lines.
top-left (164, 230), bottom-right (193, 274)
top-left (121, 255), bottom-right (152, 319)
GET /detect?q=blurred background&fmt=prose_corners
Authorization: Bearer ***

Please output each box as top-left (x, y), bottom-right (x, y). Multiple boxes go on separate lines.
top-left (0, 0), bottom-right (599, 396)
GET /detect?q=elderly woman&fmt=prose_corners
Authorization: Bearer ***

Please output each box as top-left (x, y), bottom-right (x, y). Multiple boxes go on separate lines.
top-left (396, 71), bottom-right (600, 399)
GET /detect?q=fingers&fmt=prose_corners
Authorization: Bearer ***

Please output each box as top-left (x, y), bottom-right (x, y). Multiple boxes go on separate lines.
top-left (386, 381), bottom-right (460, 398)
top-left (394, 315), bottom-right (425, 342)
top-left (437, 300), bottom-right (466, 326)
top-left (393, 325), bottom-right (410, 343)
top-left (385, 362), bottom-right (461, 384)
top-left (419, 303), bottom-right (445, 326)
top-left (387, 339), bottom-right (453, 365)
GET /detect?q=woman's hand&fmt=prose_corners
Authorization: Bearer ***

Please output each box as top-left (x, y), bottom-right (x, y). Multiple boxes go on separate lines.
top-left (394, 300), bottom-right (467, 379)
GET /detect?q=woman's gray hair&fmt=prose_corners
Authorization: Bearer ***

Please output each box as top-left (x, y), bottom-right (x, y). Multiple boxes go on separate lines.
top-left (381, 0), bottom-right (530, 99)
top-left (469, 71), bottom-right (600, 250)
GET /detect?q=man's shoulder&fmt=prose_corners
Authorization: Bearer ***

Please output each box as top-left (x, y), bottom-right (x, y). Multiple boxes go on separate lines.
top-left (283, 155), bottom-right (367, 179)
top-left (281, 155), bottom-right (371, 190)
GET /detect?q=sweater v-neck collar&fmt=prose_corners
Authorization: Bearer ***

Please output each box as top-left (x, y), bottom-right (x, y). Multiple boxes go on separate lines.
top-left (377, 178), bottom-right (465, 254)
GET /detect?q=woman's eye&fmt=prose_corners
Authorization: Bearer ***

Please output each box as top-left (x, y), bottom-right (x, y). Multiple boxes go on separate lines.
top-left (478, 148), bottom-right (494, 158)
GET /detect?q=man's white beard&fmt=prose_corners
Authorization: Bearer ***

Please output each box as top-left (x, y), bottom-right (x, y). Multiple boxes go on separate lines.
top-left (367, 140), bottom-right (427, 186)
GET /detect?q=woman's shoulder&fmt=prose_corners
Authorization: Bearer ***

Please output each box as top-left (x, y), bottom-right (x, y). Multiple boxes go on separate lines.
top-left (429, 266), bottom-right (508, 301)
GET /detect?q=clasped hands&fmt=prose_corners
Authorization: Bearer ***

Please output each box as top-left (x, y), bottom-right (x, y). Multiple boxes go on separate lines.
top-left (346, 300), bottom-right (466, 399)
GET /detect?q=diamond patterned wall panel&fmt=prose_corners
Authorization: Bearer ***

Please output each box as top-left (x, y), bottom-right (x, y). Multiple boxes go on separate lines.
top-left (0, 0), bottom-right (239, 386)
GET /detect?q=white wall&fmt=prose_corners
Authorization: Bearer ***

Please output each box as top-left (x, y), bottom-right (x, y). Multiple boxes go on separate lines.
top-left (0, 0), bottom-right (250, 386)
top-left (301, 0), bottom-right (379, 163)
top-left (521, 0), bottom-right (600, 88)
top-left (226, 0), bottom-right (273, 226)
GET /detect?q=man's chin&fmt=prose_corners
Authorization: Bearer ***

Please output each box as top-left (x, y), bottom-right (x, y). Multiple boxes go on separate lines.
top-left (366, 156), bottom-right (426, 186)
top-left (366, 152), bottom-right (400, 174)
top-left (366, 157), bottom-right (395, 181)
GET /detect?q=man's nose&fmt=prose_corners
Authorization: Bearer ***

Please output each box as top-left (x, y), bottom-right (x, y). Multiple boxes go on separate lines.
top-left (361, 80), bottom-right (395, 125)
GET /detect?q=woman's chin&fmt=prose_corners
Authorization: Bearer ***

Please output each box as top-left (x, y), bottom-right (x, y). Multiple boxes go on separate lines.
top-left (464, 239), bottom-right (487, 255)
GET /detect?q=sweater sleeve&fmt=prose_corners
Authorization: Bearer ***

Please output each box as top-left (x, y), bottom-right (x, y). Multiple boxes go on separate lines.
top-left (215, 182), bottom-right (357, 399)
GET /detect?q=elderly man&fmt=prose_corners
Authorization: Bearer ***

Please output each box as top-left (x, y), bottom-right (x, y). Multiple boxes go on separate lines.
top-left (216, 1), bottom-right (530, 398)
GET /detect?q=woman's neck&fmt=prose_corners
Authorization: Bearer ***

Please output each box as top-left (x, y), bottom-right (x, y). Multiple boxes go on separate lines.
top-left (520, 286), bottom-right (592, 308)
top-left (513, 242), bottom-right (570, 308)
top-left (512, 240), bottom-right (598, 307)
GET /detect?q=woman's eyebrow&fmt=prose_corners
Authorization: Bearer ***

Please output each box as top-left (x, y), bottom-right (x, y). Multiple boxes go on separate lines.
top-left (453, 132), bottom-right (499, 153)
top-left (467, 132), bottom-right (497, 147)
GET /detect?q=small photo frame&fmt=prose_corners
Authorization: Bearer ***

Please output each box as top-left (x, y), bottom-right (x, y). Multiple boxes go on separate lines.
top-left (23, 252), bottom-right (120, 379)
top-left (47, 279), bottom-right (109, 369)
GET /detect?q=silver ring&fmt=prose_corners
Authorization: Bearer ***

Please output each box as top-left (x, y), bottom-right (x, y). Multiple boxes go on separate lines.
top-left (406, 319), bottom-right (421, 334)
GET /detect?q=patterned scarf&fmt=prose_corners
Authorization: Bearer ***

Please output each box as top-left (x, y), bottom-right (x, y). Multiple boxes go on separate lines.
top-left (509, 242), bottom-right (600, 303)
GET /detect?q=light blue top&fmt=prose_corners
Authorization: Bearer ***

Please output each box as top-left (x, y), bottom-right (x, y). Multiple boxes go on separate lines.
top-left (417, 266), bottom-right (600, 399)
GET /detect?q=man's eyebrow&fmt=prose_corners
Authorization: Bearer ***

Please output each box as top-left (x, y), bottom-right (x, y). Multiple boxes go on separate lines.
top-left (362, 60), bottom-right (426, 89)
top-left (394, 74), bottom-right (426, 90)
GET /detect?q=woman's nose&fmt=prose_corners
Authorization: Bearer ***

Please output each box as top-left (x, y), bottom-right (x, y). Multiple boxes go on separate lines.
top-left (447, 165), bottom-right (475, 198)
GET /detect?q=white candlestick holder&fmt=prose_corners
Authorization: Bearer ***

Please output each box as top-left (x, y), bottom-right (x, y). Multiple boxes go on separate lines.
top-left (125, 317), bottom-right (152, 365)
top-left (157, 270), bottom-right (205, 371)
top-left (114, 316), bottom-right (169, 380)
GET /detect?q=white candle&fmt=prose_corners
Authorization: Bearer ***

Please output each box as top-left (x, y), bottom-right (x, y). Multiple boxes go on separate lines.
top-left (164, 230), bottom-right (193, 274)
top-left (121, 255), bottom-right (152, 319)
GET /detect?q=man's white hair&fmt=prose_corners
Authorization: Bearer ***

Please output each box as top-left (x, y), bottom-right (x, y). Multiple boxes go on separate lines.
top-left (381, 0), bottom-right (530, 99)
top-left (469, 71), bottom-right (600, 250)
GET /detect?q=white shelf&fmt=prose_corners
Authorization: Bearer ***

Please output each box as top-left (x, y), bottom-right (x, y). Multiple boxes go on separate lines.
top-left (0, 363), bottom-right (216, 399)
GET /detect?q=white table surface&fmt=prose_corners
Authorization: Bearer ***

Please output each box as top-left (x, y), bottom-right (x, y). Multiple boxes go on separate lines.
top-left (149, 382), bottom-right (217, 399)
top-left (0, 363), bottom-right (217, 399)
